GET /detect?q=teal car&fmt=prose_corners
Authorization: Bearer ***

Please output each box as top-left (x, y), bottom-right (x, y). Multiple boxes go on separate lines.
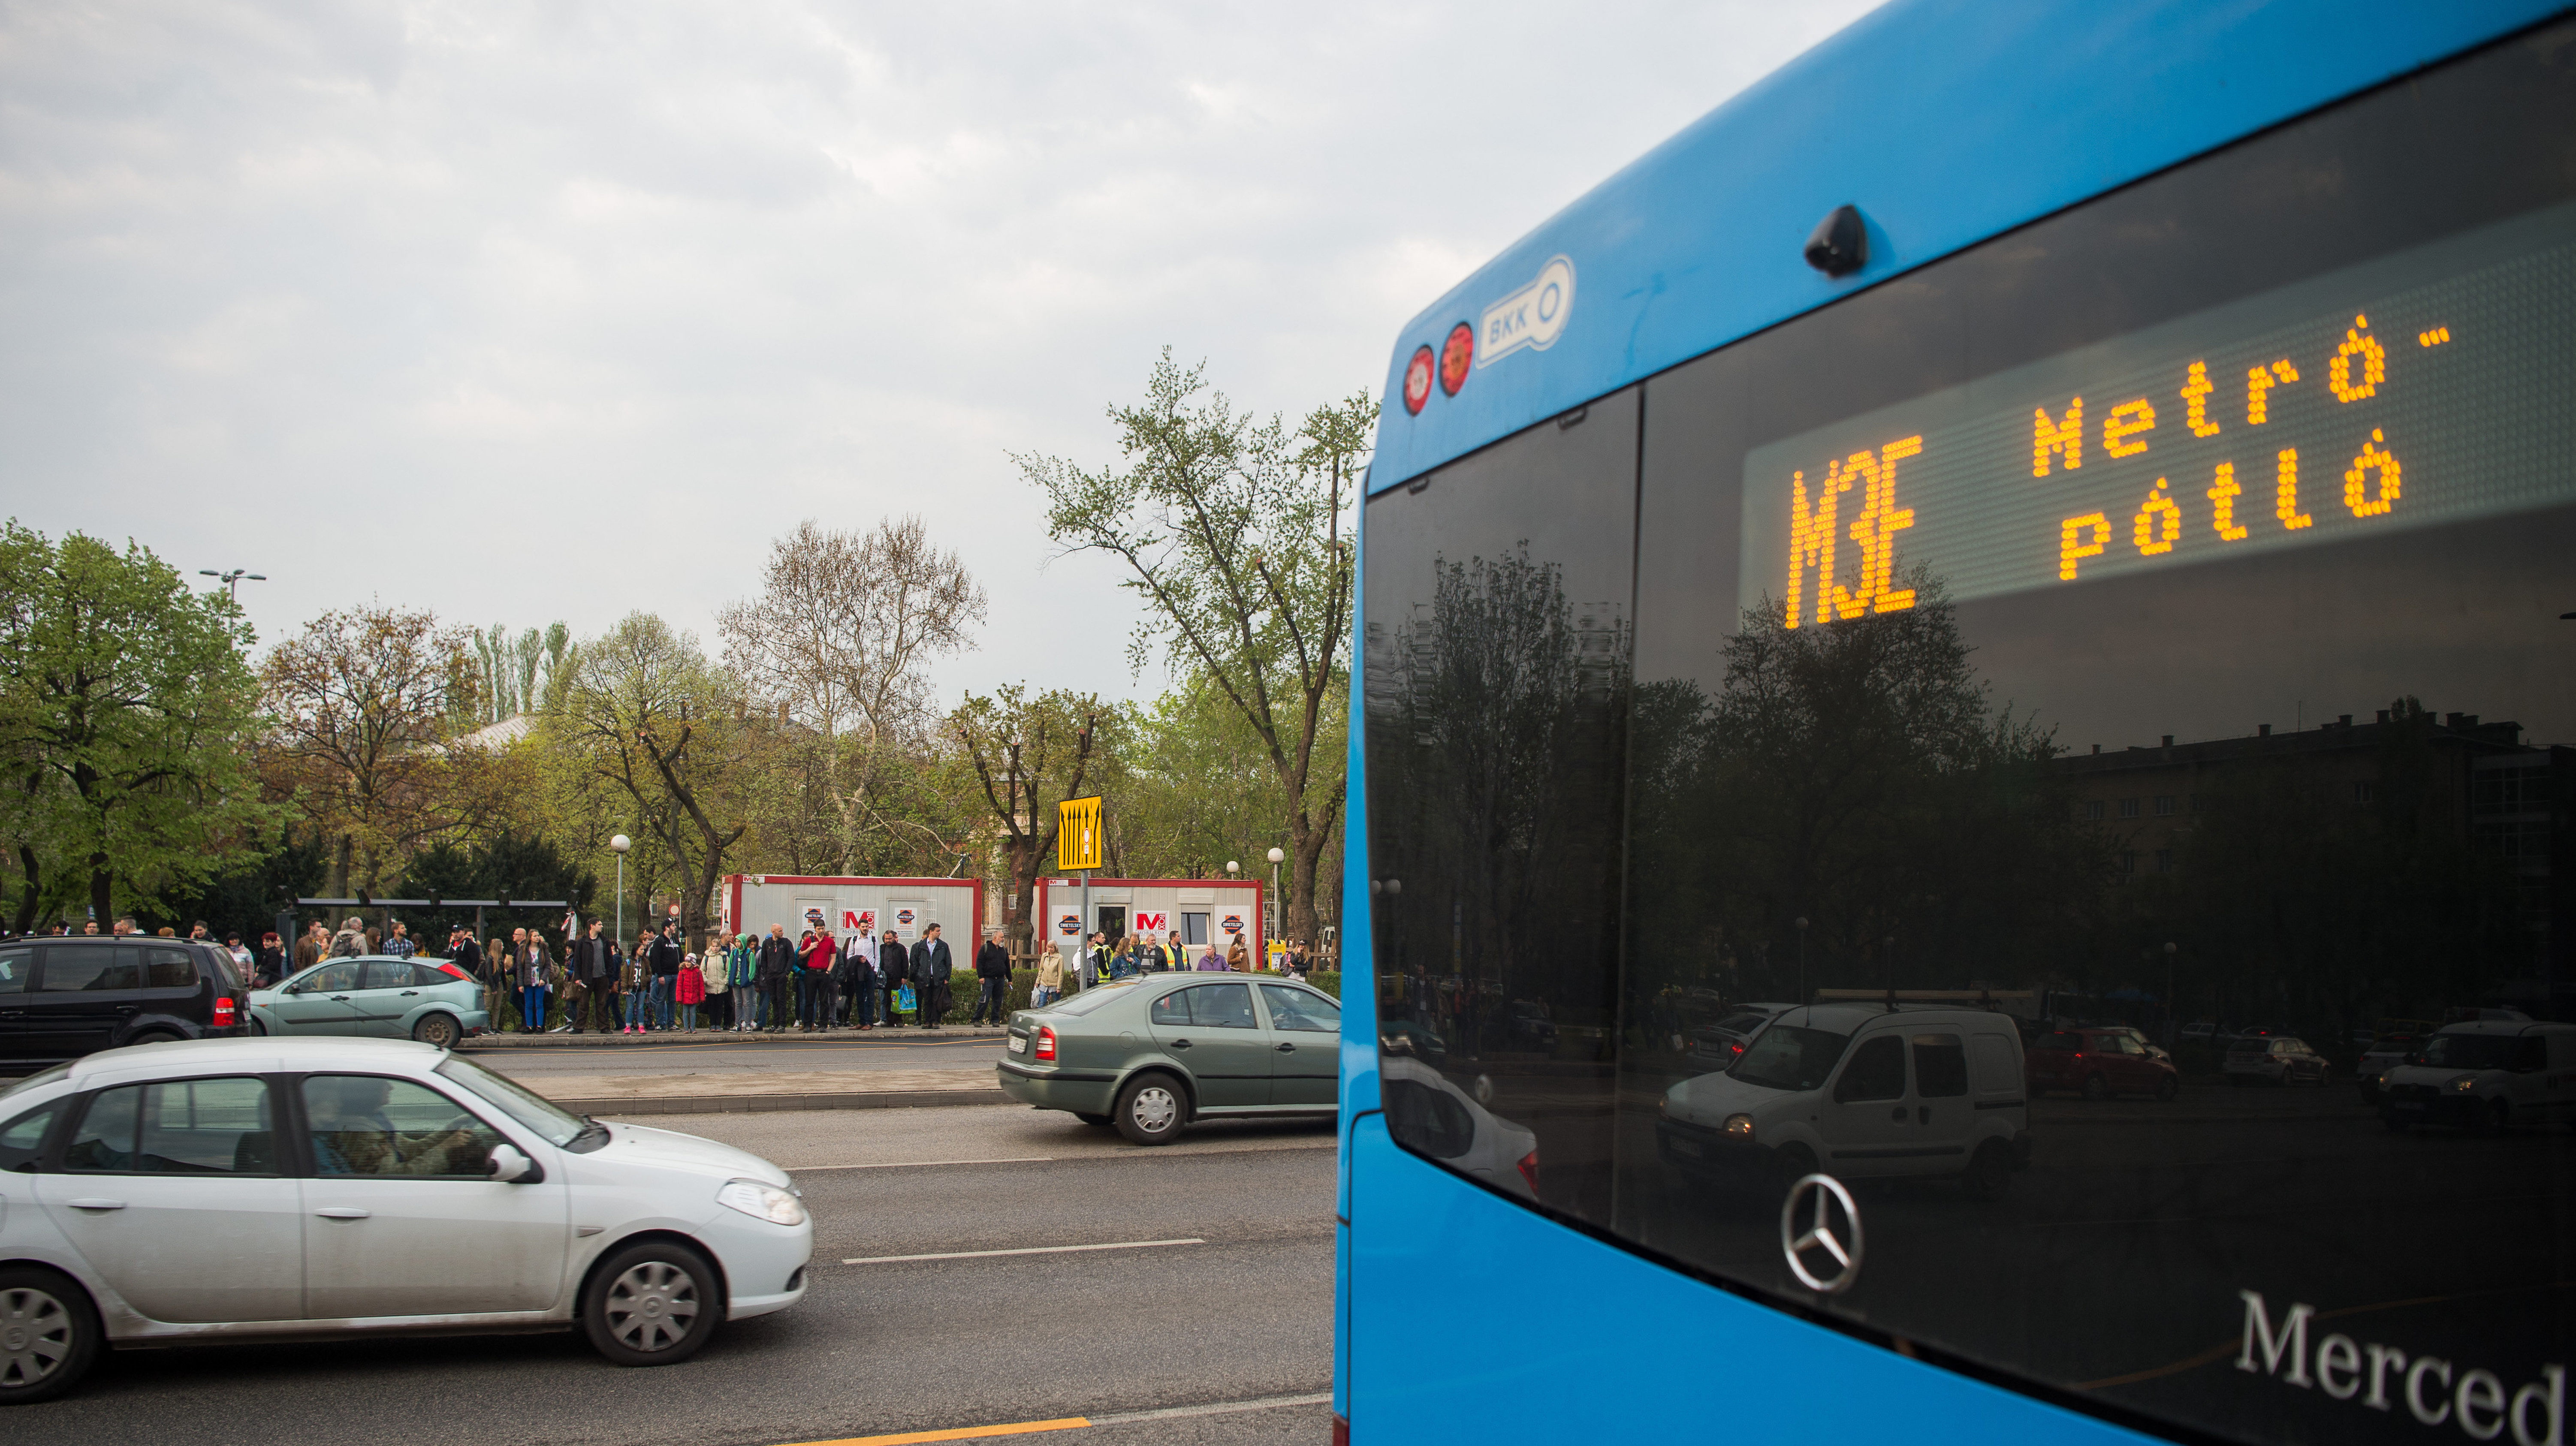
top-left (247, 955), bottom-right (490, 1048)
top-left (997, 974), bottom-right (1342, 1145)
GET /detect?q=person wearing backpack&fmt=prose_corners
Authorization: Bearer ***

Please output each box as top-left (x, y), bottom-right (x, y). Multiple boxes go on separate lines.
top-left (727, 933), bottom-right (760, 1031)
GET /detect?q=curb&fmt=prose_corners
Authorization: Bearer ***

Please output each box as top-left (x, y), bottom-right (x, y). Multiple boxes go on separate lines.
top-left (567, 1088), bottom-right (1016, 1116)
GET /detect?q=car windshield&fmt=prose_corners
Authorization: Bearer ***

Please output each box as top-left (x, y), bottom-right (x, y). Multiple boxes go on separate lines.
top-left (1728, 1025), bottom-right (1851, 1093)
top-left (435, 1055), bottom-right (599, 1150)
top-left (2418, 1033), bottom-right (2522, 1070)
top-left (0, 1062), bottom-right (71, 1103)
top-left (1048, 983), bottom-right (1134, 1017)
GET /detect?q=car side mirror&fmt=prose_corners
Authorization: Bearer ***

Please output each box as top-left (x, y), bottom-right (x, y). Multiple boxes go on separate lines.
top-left (488, 1144), bottom-right (542, 1184)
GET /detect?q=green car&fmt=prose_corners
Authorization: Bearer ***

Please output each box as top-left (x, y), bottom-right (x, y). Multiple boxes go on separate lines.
top-left (998, 974), bottom-right (1342, 1144)
top-left (247, 955), bottom-right (492, 1048)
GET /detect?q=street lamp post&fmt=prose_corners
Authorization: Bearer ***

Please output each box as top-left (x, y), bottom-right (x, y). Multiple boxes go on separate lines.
top-left (1266, 846), bottom-right (1285, 950)
top-left (197, 569), bottom-right (266, 602)
top-left (2164, 941), bottom-right (2179, 1046)
top-left (610, 834), bottom-right (632, 942)
top-left (1795, 916), bottom-right (1810, 1006)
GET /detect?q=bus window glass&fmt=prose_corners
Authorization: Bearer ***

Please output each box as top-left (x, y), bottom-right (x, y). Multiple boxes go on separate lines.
top-left (1366, 22), bottom-right (2576, 1446)
top-left (1364, 386), bottom-right (1638, 1227)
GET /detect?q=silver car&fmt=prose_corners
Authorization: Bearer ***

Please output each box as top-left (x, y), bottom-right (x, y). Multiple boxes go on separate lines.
top-left (248, 956), bottom-right (489, 1049)
top-left (0, 1036), bottom-right (809, 1403)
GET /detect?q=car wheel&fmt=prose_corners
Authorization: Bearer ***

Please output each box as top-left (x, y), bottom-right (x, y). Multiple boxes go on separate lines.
top-left (1114, 1074), bottom-right (1187, 1146)
top-left (123, 1030), bottom-right (181, 1048)
top-left (581, 1239), bottom-right (720, 1367)
top-left (2471, 1099), bottom-right (2510, 1137)
top-left (248, 1016), bottom-right (269, 1036)
top-left (2080, 1073), bottom-right (2108, 1101)
top-left (2155, 1075), bottom-right (2179, 1103)
top-left (2383, 1113), bottom-right (2410, 1133)
top-left (1074, 1112), bottom-right (1113, 1128)
top-left (412, 1013), bottom-right (461, 1049)
top-left (1960, 1139), bottom-right (2014, 1202)
top-left (0, 1266), bottom-right (101, 1405)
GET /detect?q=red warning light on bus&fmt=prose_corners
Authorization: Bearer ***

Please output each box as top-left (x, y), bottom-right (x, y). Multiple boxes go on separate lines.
top-left (1440, 322), bottom-right (1474, 395)
top-left (1403, 345), bottom-right (1436, 414)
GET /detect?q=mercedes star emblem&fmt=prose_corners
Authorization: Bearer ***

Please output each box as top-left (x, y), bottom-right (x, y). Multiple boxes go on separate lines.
top-left (1780, 1172), bottom-right (1864, 1294)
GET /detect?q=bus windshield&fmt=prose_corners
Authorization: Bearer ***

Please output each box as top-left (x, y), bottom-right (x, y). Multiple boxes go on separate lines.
top-left (1360, 21), bottom-right (2576, 1446)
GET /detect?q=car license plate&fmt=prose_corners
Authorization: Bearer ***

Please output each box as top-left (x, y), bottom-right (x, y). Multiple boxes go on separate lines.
top-left (1671, 1139), bottom-right (1702, 1158)
top-left (2395, 1102), bottom-right (2422, 1112)
top-left (1007, 1034), bottom-right (1027, 1054)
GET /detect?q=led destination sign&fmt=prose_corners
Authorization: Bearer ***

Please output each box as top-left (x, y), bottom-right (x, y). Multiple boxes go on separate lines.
top-left (1740, 205), bottom-right (2576, 623)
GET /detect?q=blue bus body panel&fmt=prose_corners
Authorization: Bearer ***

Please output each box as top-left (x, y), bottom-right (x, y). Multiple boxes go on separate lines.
top-left (1341, 0), bottom-right (2570, 1434)
top-left (1346, 1117), bottom-right (2156, 1446)
top-left (1366, 0), bottom-right (2567, 494)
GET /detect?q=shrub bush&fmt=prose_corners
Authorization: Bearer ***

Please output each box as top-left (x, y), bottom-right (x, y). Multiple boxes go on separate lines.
top-left (1306, 970), bottom-right (1340, 1000)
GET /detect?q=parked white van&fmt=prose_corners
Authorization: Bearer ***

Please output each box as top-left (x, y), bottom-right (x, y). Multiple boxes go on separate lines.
top-left (2376, 1018), bottom-right (2576, 1134)
top-left (1656, 1005), bottom-right (2030, 1199)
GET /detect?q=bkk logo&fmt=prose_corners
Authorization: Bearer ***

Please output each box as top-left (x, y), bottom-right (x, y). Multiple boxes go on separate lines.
top-left (2238, 1291), bottom-right (2563, 1445)
top-left (1478, 255), bottom-right (1575, 368)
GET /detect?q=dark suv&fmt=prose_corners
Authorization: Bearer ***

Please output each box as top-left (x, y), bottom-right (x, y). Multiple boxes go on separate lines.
top-left (0, 936), bottom-right (250, 1067)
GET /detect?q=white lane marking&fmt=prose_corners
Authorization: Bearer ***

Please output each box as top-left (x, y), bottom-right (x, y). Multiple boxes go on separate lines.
top-left (788, 1157), bottom-right (1053, 1172)
top-left (1089, 1392), bottom-right (1333, 1425)
top-left (841, 1238), bottom-right (1204, 1265)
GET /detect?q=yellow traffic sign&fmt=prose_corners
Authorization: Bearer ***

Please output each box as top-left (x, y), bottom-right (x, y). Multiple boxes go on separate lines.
top-left (1057, 796), bottom-right (1104, 872)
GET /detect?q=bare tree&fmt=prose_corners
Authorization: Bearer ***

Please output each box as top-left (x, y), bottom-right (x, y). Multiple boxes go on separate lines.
top-left (718, 516), bottom-right (985, 870)
top-left (951, 686), bottom-right (1118, 957)
top-left (260, 606), bottom-right (480, 898)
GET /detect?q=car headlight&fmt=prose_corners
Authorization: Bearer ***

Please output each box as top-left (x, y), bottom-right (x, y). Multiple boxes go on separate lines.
top-left (1723, 1113), bottom-right (1755, 1140)
top-left (2448, 1074), bottom-right (2479, 1094)
top-left (717, 1178), bottom-right (808, 1226)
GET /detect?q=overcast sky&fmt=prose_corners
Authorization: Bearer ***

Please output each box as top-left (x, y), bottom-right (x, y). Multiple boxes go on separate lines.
top-left (0, 0), bottom-right (1878, 704)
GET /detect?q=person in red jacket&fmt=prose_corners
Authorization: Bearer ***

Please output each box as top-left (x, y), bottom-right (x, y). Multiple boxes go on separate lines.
top-left (800, 928), bottom-right (836, 1031)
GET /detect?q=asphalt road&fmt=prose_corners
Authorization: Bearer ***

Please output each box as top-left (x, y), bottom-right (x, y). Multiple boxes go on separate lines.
top-left (461, 1033), bottom-right (1009, 1081)
top-left (16, 1108), bottom-right (1339, 1446)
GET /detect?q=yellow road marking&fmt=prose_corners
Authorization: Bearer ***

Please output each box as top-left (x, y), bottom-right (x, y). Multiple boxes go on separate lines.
top-left (780, 1417), bottom-right (1089, 1445)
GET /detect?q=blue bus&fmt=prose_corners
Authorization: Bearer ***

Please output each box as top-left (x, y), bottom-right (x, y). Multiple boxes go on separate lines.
top-left (1336, 3), bottom-right (2576, 1442)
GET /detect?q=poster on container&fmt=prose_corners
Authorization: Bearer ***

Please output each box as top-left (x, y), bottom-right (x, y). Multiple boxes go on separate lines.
top-left (1134, 910), bottom-right (1168, 935)
top-left (843, 908), bottom-right (877, 936)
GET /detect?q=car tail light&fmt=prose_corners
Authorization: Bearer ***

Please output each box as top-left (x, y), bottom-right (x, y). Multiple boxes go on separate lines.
top-left (1516, 1148), bottom-right (1540, 1191)
top-left (212, 995), bottom-right (237, 1027)
top-left (1728, 1039), bottom-right (1746, 1058)
top-left (1035, 1026), bottom-right (1057, 1062)
top-left (437, 962), bottom-right (469, 979)
top-left (1333, 1413), bottom-right (1350, 1446)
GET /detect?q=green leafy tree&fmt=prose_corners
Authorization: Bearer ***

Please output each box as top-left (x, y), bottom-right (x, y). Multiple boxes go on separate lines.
top-left (1022, 352), bottom-right (1366, 945)
top-left (950, 685), bottom-right (1123, 956)
top-left (0, 521), bottom-right (269, 927)
top-left (546, 613), bottom-right (748, 940)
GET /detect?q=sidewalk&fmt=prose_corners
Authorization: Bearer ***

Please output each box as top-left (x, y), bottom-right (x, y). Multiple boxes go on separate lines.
top-left (454, 1026), bottom-right (1018, 1115)
top-left (461, 1026), bottom-right (1012, 1047)
top-left (534, 1066), bottom-right (1012, 1117)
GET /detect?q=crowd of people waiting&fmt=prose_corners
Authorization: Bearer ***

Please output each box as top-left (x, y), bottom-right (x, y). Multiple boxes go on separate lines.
top-left (13, 910), bottom-right (1327, 1037)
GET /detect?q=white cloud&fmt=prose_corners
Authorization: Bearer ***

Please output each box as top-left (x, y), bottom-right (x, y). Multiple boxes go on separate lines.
top-left (0, 0), bottom-right (1879, 699)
